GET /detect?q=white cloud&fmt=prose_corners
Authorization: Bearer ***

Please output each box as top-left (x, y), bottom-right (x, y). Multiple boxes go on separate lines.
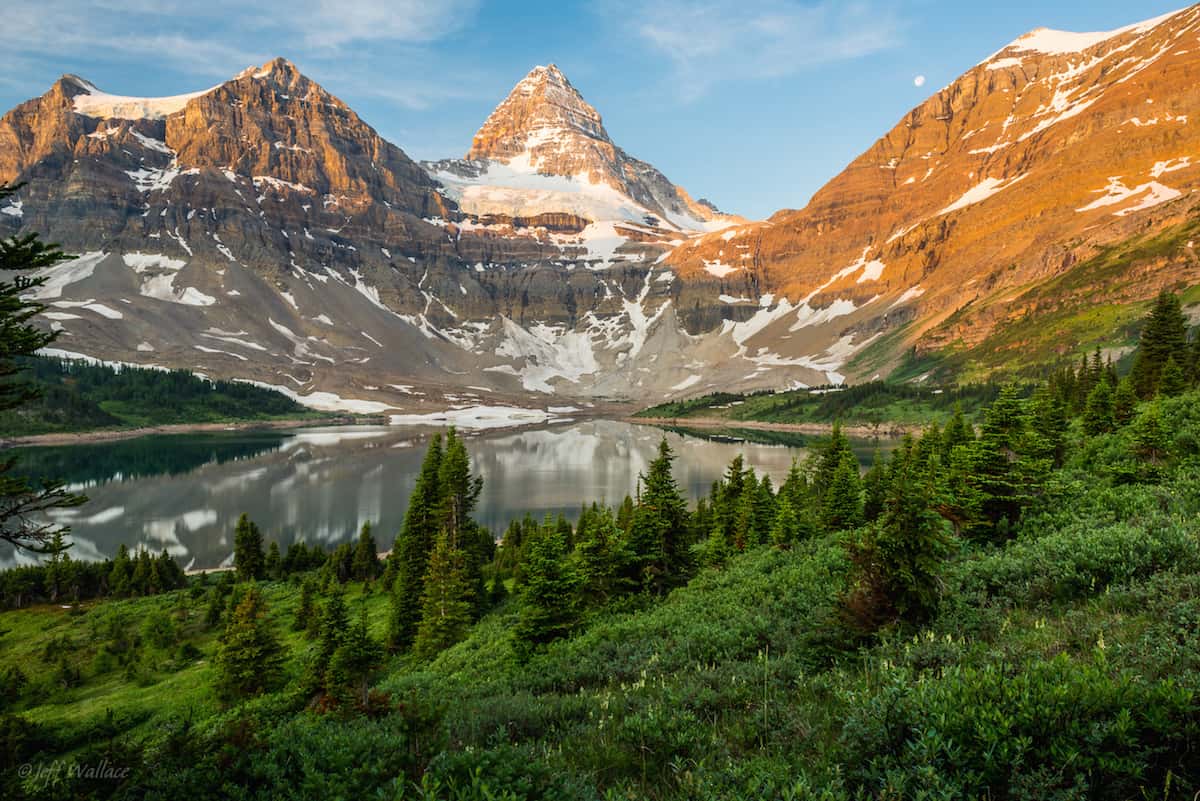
top-left (603, 0), bottom-right (903, 100)
top-left (0, 1), bottom-right (479, 81)
top-left (913, 74), bottom-right (926, 87)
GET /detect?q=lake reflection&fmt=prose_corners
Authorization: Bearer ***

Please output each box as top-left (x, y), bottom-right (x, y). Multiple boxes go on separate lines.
top-left (6, 420), bottom-right (893, 570)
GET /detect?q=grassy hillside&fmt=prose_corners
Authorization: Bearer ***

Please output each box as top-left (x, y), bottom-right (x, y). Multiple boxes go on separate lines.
top-left (3, 385), bottom-right (1200, 799)
top-left (635, 380), bottom-right (1010, 428)
top-left (0, 356), bottom-right (325, 436)
top-left (850, 221), bottom-right (1200, 383)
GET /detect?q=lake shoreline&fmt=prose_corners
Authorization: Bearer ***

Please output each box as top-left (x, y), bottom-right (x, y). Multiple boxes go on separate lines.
top-left (0, 415), bottom-right (382, 448)
top-left (627, 416), bottom-right (923, 438)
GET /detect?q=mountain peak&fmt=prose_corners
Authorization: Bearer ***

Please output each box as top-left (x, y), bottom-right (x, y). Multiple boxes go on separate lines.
top-left (466, 64), bottom-right (609, 162)
top-left (234, 57), bottom-right (303, 83)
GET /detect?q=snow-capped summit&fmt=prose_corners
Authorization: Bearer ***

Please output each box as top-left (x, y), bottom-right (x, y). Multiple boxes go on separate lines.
top-left (424, 64), bottom-right (741, 244)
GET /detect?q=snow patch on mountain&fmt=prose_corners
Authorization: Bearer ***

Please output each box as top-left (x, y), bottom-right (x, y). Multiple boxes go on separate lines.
top-left (69, 76), bottom-right (218, 120)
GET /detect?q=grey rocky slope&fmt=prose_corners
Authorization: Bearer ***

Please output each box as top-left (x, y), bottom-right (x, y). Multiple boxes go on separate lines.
top-left (0, 59), bottom-right (836, 415)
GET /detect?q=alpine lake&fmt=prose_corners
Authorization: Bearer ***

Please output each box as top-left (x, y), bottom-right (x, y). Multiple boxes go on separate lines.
top-left (4, 419), bottom-right (897, 570)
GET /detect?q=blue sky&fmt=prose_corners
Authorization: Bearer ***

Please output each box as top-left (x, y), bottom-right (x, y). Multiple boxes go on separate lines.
top-left (0, 1), bottom-right (1187, 218)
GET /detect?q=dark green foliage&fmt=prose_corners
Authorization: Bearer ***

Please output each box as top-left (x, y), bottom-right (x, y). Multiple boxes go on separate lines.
top-left (328, 606), bottom-right (384, 708)
top-left (0, 354), bottom-right (311, 436)
top-left (213, 587), bottom-right (283, 701)
top-left (0, 190), bottom-right (87, 553)
top-left (351, 522), bottom-right (379, 581)
top-left (573, 507), bottom-right (634, 605)
top-left (389, 434), bottom-right (443, 651)
top-left (822, 451), bottom-right (863, 532)
top-left (1113, 375), bottom-right (1138, 425)
top-left (233, 514), bottom-right (265, 581)
top-left (413, 532), bottom-right (474, 660)
top-left (1130, 291), bottom-right (1189, 398)
top-left (1159, 355), bottom-right (1187, 397)
top-left (305, 586), bottom-right (349, 696)
top-left (264, 541), bottom-right (281, 580)
top-left (515, 525), bottom-right (580, 652)
top-left (845, 440), bottom-right (950, 629)
top-left (1083, 379), bottom-right (1115, 435)
top-left (627, 438), bottom-right (692, 593)
top-left (293, 578), bottom-right (317, 632)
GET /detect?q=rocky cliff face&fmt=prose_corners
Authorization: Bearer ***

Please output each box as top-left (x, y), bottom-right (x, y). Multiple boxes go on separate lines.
top-left (669, 5), bottom-right (1200, 380)
top-left (0, 59), bottom-right (782, 413)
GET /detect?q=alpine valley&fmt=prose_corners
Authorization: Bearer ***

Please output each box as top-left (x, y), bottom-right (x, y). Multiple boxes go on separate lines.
top-left (5, 5), bottom-right (1200, 415)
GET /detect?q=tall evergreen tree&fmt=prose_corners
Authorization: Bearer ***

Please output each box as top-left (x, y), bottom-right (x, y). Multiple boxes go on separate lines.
top-left (213, 587), bottom-right (284, 701)
top-left (0, 185), bottom-right (87, 553)
top-left (515, 526), bottom-right (580, 650)
top-left (1131, 400), bottom-right (1172, 474)
top-left (1082, 380), bottom-right (1115, 436)
top-left (861, 451), bottom-right (888, 523)
top-left (351, 521), bottom-right (379, 581)
top-left (627, 439), bottom-right (691, 593)
top-left (965, 385), bottom-right (1042, 541)
top-left (846, 441), bottom-right (949, 629)
top-left (233, 514), bottom-right (265, 581)
top-left (388, 433), bottom-right (443, 651)
top-left (107, 544), bottom-right (132, 598)
top-left (413, 531), bottom-right (474, 660)
top-left (43, 531), bottom-right (69, 602)
top-left (293, 577), bottom-right (317, 632)
top-left (573, 507), bottom-right (634, 606)
top-left (305, 586), bottom-right (348, 695)
top-left (1159, 356), bottom-right (1187, 397)
top-left (1131, 292), bottom-right (1189, 398)
top-left (814, 422), bottom-right (853, 498)
top-left (264, 541), bottom-right (282, 580)
top-left (328, 606), bottom-right (384, 708)
top-left (822, 451), bottom-right (863, 532)
top-left (1113, 376), bottom-right (1139, 426)
top-left (941, 402), bottom-right (973, 460)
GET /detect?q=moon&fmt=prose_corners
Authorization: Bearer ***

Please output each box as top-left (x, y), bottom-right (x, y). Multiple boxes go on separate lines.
top-left (914, 75), bottom-right (927, 88)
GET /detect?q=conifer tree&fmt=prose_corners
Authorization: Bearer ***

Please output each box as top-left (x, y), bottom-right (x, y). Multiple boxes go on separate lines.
top-left (44, 531), bottom-right (68, 602)
top-left (861, 451), bottom-right (888, 523)
top-left (516, 526), bottom-right (580, 650)
top-left (710, 455), bottom-right (748, 549)
top-left (351, 522), bottom-right (379, 581)
top-left (306, 586), bottom-right (348, 694)
top-left (1131, 291), bottom-right (1189, 398)
top-left (1159, 355), bottom-right (1187, 397)
top-left (964, 385), bottom-right (1042, 541)
top-left (616, 495), bottom-right (635, 533)
top-left (233, 514), bottom-right (265, 581)
top-left (627, 439), bottom-right (691, 593)
top-left (0, 188), bottom-right (87, 553)
top-left (846, 442), bottom-right (949, 628)
top-left (822, 451), bottom-right (863, 532)
top-left (778, 458), bottom-right (809, 511)
top-left (328, 606), bottom-right (384, 708)
top-left (573, 507), bottom-right (634, 606)
top-left (213, 587), bottom-right (284, 701)
top-left (1082, 380), bottom-right (1115, 436)
top-left (413, 531), bottom-right (474, 660)
top-left (388, 433), bottom-right (443, 651)
top-left (814, 422), bottom-right (853, 498)
top-left (131, 549), bottom-right (151, 595)
top-left (1029, 386), bottom-right (1068, 467)
top-left (294, 577), bottom-right (317, 632)
top-left (1113, 376), bottom-right (1139, 426)
top-left (437, 428), bottom-right (483, 549)
top-left (769, 495), bottom-right (801, 548)
top-left (1131, 400), bottom-right (1172, 473)
top-left (264, 541), bottom-right (281, 580)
